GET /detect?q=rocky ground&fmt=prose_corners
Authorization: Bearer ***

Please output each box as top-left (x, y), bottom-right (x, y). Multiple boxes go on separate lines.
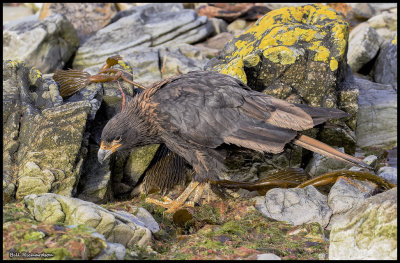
top-left (2, 3), bottom-right (397, 260)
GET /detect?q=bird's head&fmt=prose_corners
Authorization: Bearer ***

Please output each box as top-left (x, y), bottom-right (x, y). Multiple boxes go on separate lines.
top-left (97, 112), bottom-right (139, 164)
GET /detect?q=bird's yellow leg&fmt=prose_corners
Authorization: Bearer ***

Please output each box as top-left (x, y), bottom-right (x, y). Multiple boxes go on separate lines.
top-left (145, 181), bottom-right (201, 213)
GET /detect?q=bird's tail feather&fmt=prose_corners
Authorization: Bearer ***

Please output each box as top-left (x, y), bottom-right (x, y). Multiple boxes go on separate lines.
top-left (293, 135), bottom-right (372, 169)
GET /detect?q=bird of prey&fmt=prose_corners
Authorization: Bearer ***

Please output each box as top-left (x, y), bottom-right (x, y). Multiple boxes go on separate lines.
top-left (98, 71), bottom-right (369, 213)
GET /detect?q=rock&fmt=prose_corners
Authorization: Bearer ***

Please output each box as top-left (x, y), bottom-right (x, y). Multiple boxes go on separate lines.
top-left (368, 4), bottom-right (398, 12)
top-left (255, 185), bottom-right (332, 227)
top-left (257, 253), bottom-right (281, 260)
top-left (94, 240), bottom-right (126, 260)
top-left (355, 77), bottom-right (397, 149)
top-left (195, 3), bottom-right (270, 23)
top-left (207, 4), bottom-right (350, 109)
top-left (158, 44), bottom-right (209, 79)
top-left (329, 187), bottom-right (397, 260)
top-left (3, 13), bottom-right (39, 31)
top-left (38, 3), bottom-right (118, 43)
top-left (77, 143), bottom-right (111, 203)
top-left (263, 3), bottom-right (310, 10)
top-left (3, 203), bottom-right (109, 260)
top-left (327, 177), bottom-right (377, 229)
top-left (110, 208), bottom-right (160, 233)
top-left (194, 32), bottom-right (232, 57)
top-left (2, 61), bottom-right (90, 201)
top-left (3, 4), bottom-right (35, 23)
top-left (3, 14), bottom-right (79, 73)
top-left (305, 147), bottom-right (351, 177)
top-left (23, 193), bottom-right (154, 249)
top-left (347, 3), bottom-right (376, 20)
top-left (227, 19), bottom-right (253, 36)
top-left (377, 166), bottom-right (397, 185)
top-left (373, 36), bottom-right (397, 90)
top-left (116, 44), bottom-right (209, 87)
top-left (73, 4), bottom-right (215, 69)
top-left (318, 125), bottom-right (357, 155)
top-left (124, 144), bottom-right (160, 186)
top-left (368, 11), bottom-right (397, 42)
top-left (347, 23), bottom-right (382, 72)
top-left (207, 17), bottom-right (228, 34)
top-left (15, 100), bottom-right (91, 199)
top-left (362, 155), bottom-right (378, 168)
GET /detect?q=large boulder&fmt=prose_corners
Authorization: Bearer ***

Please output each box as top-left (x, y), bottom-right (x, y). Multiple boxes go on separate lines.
top-left (3, 60), bottom-right (90, 201)
top-left (3, 14), bottom-right (79, 73)
top-left (355, 77), bottom-right (397, 149)
top-left (73, 3), bottom-right (215, 69)
top-left (207, 4), bottom-right (351, 109)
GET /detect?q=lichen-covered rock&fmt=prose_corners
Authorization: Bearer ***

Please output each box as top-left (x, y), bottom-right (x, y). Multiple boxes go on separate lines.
top-left (3, 14), bottom-right (79, 73)
top-left (23, 193), bottom-right (154, 249)
top-left (347, 22), bottom-right (382, 72)
top-left (38, 3), bottom-right (118, 43)
top-left (16, 100), bottom-right (91, 199)
top-left (73, 3), bottom-right (215, 69)
top-left (329, 187), bottom-right (397, 260)
top-left (373, 36), bottom-right (397, 90)
top-left (207, 4), bottom-right (350, 109)
top-left (255, 185), bottom-right (332, 227)
top-left (355, 77), bottom-right (397, 149)
top-left (124, 144), bottom-right (160, 186)
top-left (3, 60), bottom-right (87, 202)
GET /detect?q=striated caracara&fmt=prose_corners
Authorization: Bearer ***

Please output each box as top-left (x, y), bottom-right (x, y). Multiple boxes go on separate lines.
top-left (98, 71), bottom-right (370, 213)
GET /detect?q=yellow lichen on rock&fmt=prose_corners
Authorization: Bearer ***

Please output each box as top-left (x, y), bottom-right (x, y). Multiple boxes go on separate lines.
top-left (118, 60), bottom-right (132, 70)
top-left (263, 46), bottom-right (297, 65)
top-left (392, 35), bottom-right (397, 45)
top-left (329, 58), bottom-right (338, 71)
top-left (211, 3), bottom-right (349, 81)
top-left (219, 57), bottom-right (247, 83)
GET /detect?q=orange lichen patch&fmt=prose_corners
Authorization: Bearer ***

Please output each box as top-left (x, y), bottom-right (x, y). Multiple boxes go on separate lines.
top-left (211, 3), bottom-right (349, 79)
top-left (326, 3), bottom-right (353, 17)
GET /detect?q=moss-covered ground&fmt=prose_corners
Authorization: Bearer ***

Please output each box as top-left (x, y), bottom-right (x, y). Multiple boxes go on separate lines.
top-left (108, 194), bottom-right (330, 260)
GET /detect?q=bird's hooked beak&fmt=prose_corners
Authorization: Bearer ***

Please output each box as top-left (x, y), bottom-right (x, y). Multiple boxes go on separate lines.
top-left (98, 141), bottom-right (121, 164)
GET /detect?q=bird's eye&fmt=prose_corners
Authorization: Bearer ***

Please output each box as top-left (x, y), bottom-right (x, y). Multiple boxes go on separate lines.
top-left (114, 136), bottom-right (122, 143)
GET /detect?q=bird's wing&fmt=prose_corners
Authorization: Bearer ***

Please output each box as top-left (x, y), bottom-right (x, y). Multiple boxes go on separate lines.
top-left (148, 71), bottom-right (339, 154)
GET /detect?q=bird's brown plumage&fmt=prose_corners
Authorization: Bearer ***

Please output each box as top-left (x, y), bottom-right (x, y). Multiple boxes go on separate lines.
top-left (98, 71), bottom-right (369, 210)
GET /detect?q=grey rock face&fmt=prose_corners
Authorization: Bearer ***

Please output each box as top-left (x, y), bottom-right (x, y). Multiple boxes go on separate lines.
top-left (327, 177), bottom-right (377, 229)
top-left (355, 77), bottom-right (397, 148)
top-left (373, 37), bottom-right (397, 90)
top-left (3, 14), bottom-right (79, 73)
top-left (329, 187), bottom-right (397, 260)
top-left (73, 3), bottom-right (215, 69)
top-left (23, 193), bottom-right (155, 249)
top-left (347, 23), bottom-right (382, 72)
top-left (255, 186), bottom-right (332, 228)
